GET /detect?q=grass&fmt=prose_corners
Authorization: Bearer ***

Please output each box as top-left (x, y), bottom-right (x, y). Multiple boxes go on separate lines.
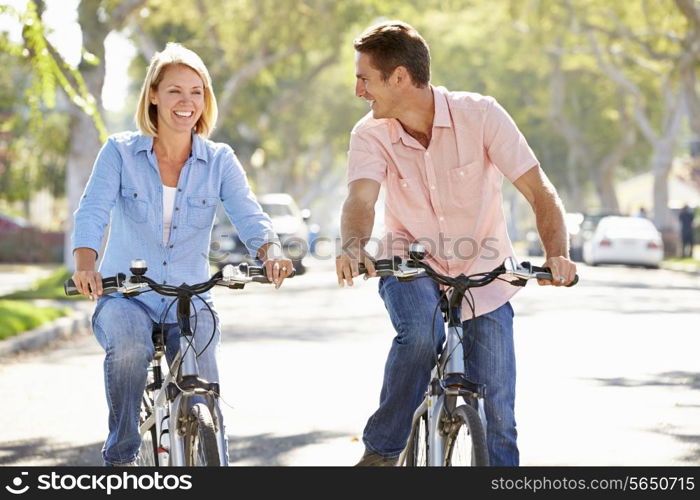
top-left (664, 257), bottom-right (700, 266)
top-left (0, 267), bottom-right (84, 300)
top-left (0, 300), bottom-right (70, 340)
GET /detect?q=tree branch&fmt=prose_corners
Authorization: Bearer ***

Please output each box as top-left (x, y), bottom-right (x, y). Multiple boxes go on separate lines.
top-left (586, 30), bottom-right (659, 144)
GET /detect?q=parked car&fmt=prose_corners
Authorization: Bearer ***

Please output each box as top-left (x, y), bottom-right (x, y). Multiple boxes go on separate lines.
top-left (582, 216), bottom-right (663, 268)
top-left (525, 212), bottom-right (585, 260)
top-left (210, 193), bottom-right (310, 274)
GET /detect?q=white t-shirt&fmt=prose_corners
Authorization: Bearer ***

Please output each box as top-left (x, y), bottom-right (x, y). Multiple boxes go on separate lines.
top-left (163, 186), bottom-right (177, 245)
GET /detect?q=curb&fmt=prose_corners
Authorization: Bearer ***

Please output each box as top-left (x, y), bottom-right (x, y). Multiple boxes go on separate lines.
top-left (0, 308), bottom-right (92, 359)
top-left (660, 262), bottom-right (700, 275)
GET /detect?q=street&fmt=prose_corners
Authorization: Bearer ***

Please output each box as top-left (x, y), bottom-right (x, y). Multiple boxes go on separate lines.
top-left (0, 258), bottom-right (698, 466)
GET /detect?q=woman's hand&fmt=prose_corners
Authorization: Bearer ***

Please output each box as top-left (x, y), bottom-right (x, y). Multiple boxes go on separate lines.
top-left (72, 269), bottom-right (104, 300)
top-left (263, 257), bottom-right (294, 289)
top-left (72, 247), bottom-right (102, 300)
top-left (259, 243), bottom-right (294, 289)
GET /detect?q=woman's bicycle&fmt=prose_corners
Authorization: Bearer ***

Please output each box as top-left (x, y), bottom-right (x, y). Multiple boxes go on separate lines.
top-left (360, 243), bottom-right (578, 466)
top-left (65, 260), bottom-right (287, 466)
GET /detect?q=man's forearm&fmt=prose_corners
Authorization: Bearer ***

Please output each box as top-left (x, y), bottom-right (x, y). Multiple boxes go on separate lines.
top-left (340, 198), bottom-right (375, 256)
top-left (533, 190), bottom-right (569, 259)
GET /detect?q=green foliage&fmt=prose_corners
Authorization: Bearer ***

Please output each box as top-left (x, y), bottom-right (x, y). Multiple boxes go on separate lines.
top-left (1, 267), bottom-right (80, 300)
top-left (0, 300), bottom-right (70, 340)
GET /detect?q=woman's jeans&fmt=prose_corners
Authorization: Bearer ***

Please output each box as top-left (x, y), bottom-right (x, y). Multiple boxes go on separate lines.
top-left (92, 296), bottom-right (221, 466)
top-left (363, 275), bottom-right (519, 466)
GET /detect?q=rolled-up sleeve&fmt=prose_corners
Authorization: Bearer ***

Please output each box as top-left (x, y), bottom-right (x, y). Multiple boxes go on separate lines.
top-left (219, 146), bottom-right (278, 256)
top-left (483, 98), bottom-right (539, 183)
top-left (347, 130), bottom-right (387, 185)
top-left (72, 138), bottom-right (121, 255)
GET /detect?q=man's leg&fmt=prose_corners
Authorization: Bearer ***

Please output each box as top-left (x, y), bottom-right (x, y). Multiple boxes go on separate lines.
top-left (462, 301), bottom-right (518, 466)
top-left (92, 297), bottom-right (155, 466)
top-left (362, 276), bottom-right (445, 460)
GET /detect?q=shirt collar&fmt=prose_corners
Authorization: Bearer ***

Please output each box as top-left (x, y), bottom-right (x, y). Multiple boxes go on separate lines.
top-left (389, 84), bottom-right (452, 146)
top-left (137, 132), bottom-right (208, 163)
top-left (432, 85), bottom-right (452, 128)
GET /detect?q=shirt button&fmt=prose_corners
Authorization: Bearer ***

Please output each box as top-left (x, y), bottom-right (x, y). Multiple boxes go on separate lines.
top-left (175, 207), bottom-right (179, 211)
top-left (178, 188), bottom-right (182, 192)
top-left (402, 182), bottom-right (408, 187)
top-left (169, 244), bottom-right (174, 248)
top-left (133, 193), bottom-right (138, 198)
top-left (173, 226), bottom-right (177, 230)
top-left (163, 261), bottom-right (167, 266)
top-left (460, 171), bottom-right (465, 176)
top-left (430, 185), bottom-right (436, 190)
top-left (439, 216), bottom-right (445, 221)
top-left (161, 298), bottom-right (165, 302)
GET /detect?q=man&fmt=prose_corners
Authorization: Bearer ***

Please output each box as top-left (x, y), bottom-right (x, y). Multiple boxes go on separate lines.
top-left (679, 204), bottom-right (695, 258)
top-left (336, 21), bottom-right (577, 466)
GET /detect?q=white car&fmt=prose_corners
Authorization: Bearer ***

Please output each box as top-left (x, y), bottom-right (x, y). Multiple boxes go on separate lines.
top-left (583, 216), bottom-right (663, 268)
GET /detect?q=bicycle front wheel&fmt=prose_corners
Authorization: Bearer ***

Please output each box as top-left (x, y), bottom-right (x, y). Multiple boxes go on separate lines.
top-left (443, 404), bottom-right (489, 466)
top-left (184, 403), bottom-right (220, 466)
top-left (404, 409), bottom-right (429, 466)
top-left (138, 396), bottom-right (158, 466)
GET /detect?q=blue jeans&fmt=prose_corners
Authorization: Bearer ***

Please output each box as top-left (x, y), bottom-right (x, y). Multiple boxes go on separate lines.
top-left (92, 296), bottom-right (221, 466)
top-left (363, 276), bottom-right (518, 466)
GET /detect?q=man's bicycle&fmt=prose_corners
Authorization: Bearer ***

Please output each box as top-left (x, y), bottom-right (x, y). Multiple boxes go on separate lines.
top-left (360, 243), bottom-right (578, 466)
top-left (65, 260), bottom-right (287, 466)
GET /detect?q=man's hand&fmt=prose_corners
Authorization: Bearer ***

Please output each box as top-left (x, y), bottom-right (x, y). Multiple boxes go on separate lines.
top-left (336, 248), bottom-right (377, 287)
top-left (539, 255), bottom-right (577, 287)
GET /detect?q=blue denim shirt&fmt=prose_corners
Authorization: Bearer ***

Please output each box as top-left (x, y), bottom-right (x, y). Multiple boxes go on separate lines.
top-left (72, 131), bottom-right (277, 323)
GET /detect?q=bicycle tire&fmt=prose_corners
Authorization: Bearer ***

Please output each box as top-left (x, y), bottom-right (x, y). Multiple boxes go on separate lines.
top-left (138, 396), bottom-right (158, 466)
top-left (404, 409), bottom-right (429, 466)
top-left (443, 404), bottom-right (489, 466)
top-left (184, 403), bottom-right (220, 466)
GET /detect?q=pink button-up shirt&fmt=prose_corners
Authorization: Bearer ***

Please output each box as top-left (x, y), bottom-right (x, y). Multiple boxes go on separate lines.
top-left (347, 86), bottom-right (539, 318)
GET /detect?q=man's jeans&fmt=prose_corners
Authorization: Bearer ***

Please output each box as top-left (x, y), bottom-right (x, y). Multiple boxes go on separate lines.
top-left (92, 296), bottom-right (221, 466)
top-left (363, 275), bottom-right (519, 466)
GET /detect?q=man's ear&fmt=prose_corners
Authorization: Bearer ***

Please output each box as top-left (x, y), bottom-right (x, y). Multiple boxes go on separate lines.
top-left (393, 66), bottom-right (411, 88)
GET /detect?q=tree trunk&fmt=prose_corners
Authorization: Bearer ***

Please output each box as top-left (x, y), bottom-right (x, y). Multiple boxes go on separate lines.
top-left (63, 0), bottom-right (146, 268)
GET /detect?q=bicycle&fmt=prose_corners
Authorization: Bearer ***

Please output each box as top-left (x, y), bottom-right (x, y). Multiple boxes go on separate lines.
top-left (360, 243), bottom-right (578, 466)
top-left (65, 260), bottom-right (288, 466)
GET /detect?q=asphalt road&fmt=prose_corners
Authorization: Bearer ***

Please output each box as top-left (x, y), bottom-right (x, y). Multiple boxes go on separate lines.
top-left (0, 258), bottom-right (698, 466)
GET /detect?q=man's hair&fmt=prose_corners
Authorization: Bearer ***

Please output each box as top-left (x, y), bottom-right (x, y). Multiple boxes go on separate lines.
top-left (353, 21), bottom-right (430, 88)
top-left (135, 42), bottom-right (218, 138)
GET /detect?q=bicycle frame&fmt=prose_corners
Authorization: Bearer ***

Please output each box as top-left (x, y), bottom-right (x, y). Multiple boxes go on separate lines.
top-left (142, 295), bottom-right (228, 466)
top-left (399, 287), bottom-right (487, 466)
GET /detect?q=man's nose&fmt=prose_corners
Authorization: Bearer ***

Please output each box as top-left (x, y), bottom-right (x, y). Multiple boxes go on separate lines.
top-left (355, 79), bottom-right (364, 98)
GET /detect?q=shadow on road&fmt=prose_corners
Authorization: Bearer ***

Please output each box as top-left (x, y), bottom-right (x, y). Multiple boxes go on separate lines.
top-left (0, 438), bottom-right (102, 466)
top-left (229, 430), bottom-right (347, 465)
top-left (588, 371), bottom-right (700, 390)
top-left (0, 431), bottom-right (349, 466)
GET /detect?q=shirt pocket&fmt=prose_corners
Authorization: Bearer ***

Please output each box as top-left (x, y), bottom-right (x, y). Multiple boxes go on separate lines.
top-left (187, 195), bottom-right (218, 229)
top-left (386, 170), bottom-right (430, 221)
top-left (120, 187), bottom-right (149, 223)
top-left (447, 161), bottom-right (483, 210)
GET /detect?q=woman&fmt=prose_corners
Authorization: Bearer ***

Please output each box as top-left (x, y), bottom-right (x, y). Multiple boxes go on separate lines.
top-left (71, 43), bottom-right (292, 465)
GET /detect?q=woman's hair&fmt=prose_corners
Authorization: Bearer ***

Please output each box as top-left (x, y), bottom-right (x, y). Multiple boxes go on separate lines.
top-left (135, 42), bottom-right (218, 138)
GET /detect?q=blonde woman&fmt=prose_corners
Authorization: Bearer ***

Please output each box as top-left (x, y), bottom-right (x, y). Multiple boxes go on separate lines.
top-left (71, 43), bottom-right (292, 465)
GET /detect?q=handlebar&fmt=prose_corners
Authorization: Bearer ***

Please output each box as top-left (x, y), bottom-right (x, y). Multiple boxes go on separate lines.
top-left (64, 261), bottom-right (294, 297)
top-left (358, 256), bottom-right (579, 289)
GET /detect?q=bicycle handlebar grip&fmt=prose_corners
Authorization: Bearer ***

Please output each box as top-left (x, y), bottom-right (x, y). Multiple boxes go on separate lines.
top-left (64, 279), bottom-right (79, 296)
top-left (539, 267), bottom-right (579, 287)
top-left (255, 265), bottom-right (296, 280)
